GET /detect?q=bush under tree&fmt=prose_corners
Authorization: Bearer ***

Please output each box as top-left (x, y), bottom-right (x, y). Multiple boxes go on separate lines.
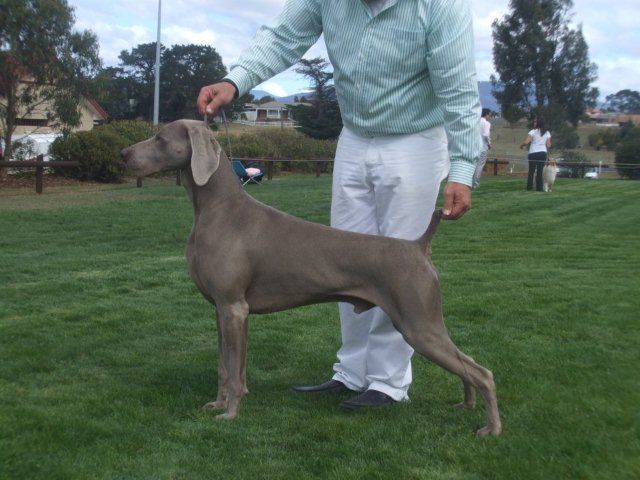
top-left (615, 138), bottom-right (640, 180)
top-left (50, 121), bottom-right (157, 182)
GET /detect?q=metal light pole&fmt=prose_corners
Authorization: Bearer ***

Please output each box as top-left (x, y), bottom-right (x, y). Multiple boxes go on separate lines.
top-left (153, 0), bottom-right (162, 125)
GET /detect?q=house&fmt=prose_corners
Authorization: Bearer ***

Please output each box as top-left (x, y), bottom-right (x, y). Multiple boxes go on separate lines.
top-left (241, 101), bottom-right (291, 123)
top-left (239, 101), bottom-right (311, 126)
top-left (11, 94), bottom-right (108, 136)
top-left (589, 111), bottom-right (640, 127)
top-left (2, 78), bottom-right (108, 159)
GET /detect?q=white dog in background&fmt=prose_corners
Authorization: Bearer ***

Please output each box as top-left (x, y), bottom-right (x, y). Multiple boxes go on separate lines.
top-left (543, 157), bottom-right (558, 192)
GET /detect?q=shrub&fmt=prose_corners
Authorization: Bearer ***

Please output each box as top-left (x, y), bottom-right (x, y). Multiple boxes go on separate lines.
top-left (559, 151), bottom-right (591, 178)
top-left (50, 121), bottom-right (157, 182)
top-left (216, 129), bottom-right (336, 174)
top-left (588, 128), bottom-right (619, 150)
top-left (103, 120), bottom-right (157, 145)
top-left (615, 138), bottom-right (640, 179)
top-left (51, 128), bottom-right (129, 182)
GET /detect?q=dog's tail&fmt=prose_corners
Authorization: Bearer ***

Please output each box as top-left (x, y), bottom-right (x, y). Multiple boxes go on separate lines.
top-left (416, 209), bottom-right (442, 254)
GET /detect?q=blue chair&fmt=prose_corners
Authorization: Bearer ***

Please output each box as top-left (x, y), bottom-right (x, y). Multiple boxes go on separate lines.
top-left (232, 160), bottom-right (264, 186)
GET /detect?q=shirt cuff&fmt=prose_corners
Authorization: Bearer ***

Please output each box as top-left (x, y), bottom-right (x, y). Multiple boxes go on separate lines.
top-left (448, 160), bottom-right (476, 187)
top-left (224, 68), bottom-right (254, 98)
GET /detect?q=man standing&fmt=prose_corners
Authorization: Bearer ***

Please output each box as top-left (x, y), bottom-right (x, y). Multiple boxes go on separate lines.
top-left (197, 0), bottom-right (481, 410)
top-left (473, 108), bottom-right (492, 188)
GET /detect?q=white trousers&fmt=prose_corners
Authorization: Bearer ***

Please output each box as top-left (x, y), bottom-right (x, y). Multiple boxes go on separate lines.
top-left (473, 148), bottom-right (489, 188)
top-left (330, 126), bottom-right (450, 401)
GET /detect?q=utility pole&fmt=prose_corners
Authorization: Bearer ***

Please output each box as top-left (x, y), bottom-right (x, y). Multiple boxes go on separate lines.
top-left (153, 0), bottom-right (162, 125)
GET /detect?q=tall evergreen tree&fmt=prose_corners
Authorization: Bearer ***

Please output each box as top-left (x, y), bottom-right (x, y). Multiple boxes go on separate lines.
top-left (491, 0), bottom-right (598, 143)
top-left (290, 57), bottom-right (342, 140)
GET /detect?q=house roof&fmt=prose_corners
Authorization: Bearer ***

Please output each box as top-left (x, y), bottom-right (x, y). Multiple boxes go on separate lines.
top-left (257, 101), bottom-right (288, 109)
top-left (86, 98), bottom-right (108, 120)
top-left (245, 101), bottom-right (311, 110)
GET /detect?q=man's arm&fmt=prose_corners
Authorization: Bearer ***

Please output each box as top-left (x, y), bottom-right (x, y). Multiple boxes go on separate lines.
top-left (198, 0), bottom-right (323, 115)
top-left (426, 0), bottom-right (481, 219)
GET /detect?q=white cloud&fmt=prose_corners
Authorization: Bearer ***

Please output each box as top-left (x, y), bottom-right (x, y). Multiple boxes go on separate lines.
top-left (258, 82), bottom-right (289, 97)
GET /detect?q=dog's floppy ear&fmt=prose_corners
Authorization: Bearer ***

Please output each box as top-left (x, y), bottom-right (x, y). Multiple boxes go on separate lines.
top-left (186, 122), bottom-right (221, 186)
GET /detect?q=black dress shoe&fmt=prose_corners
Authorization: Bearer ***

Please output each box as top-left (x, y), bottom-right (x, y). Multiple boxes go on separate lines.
top-left (340, 389), bottom-right (396, 411)
top-left (291, 379), bottom-right (350, 393)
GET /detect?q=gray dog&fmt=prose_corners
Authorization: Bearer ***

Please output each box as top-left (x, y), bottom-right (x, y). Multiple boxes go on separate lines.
top-left (121, 119), bottom-right (502, 436)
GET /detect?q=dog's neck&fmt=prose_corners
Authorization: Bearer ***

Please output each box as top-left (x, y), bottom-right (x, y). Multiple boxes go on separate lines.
top-left (181, 156), bottom-right (246, 216)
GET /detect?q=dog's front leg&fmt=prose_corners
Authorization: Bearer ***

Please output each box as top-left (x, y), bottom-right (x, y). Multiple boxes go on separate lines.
top-left (210, 300), bottom-right (249, 420)
top-left (203, 309), bottom-right (229, 411)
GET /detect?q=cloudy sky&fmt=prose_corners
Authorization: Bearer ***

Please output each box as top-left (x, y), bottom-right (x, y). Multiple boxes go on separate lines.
top-left (71, 0), bottom-right (640, 100)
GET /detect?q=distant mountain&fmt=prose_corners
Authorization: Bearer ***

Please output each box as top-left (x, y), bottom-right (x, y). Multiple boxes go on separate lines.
top-left (251, 81), bottom-right (501, 111)
top-left (250, 90), bottom-right (313, 104)
top-left (478, 81), bottom-right (500, 112)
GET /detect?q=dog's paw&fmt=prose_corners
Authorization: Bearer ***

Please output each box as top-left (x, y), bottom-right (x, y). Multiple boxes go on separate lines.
top-left (214, 411), bottom-right (238, 421)
top-left (202, 400), bottom-right (227, 411)
top-left (476, 424), bottom-right (502, 437)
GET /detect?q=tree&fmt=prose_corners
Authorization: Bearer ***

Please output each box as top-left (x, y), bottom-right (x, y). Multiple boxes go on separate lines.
top-left (615, 138), bottom-right (640, 179)
top-left (231, 92), bottom-right (254, 120)
top-left (115, 42), bottom-right (162, 121)
top-left (550, 26), bottom-right (599, 125)
top-left (93, 66), bottom-right (139, 120)
top-left (0, 0), bottom-right (101, 160)
top-left (97, 43), bottom-right (226, 122)
top-left (603, 90), bottom-right (640, 114)
top-left (491, 0), bottom-right (598, 138)
top-left (258, 95), bottom-right (275, 104)
top-left (290, 57), bottom-right (342, 140)
top-left (161, 44), bottom-right (226, 120)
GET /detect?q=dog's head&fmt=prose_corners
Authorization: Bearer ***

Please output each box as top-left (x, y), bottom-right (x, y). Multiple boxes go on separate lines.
top-left (121, 119), bottom-right (222, 186)
top-left (547, 157), bottom-right (557, 167)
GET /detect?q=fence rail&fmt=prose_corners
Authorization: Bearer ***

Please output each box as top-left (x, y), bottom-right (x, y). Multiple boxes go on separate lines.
top-left (3, 154), bottom-right (634, 194)
top-left (235, 120), bottom-right (299, 128)
top-left (0, 154), bottom-right (79, 194)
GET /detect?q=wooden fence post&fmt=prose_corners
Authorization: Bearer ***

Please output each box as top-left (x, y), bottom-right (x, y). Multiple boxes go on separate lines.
top-left (35, 154), bottom-right (44, 194)
top-left (137, 177), bottom-right (142, 188)
top-left (267, 162), bottom-right (273, 180)
top-left (493, 158), bottom-right (499, 176)
top-left (176, 170), bottom-right (181, 186)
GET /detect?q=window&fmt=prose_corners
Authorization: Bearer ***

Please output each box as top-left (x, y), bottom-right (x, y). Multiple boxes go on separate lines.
top-left (16, 118), bottom-right (48, 127)
top-left (267, 109), bottom-right (280, 118)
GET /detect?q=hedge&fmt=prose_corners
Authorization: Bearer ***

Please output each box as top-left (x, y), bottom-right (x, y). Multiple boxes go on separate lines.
top-left (50, 121), bottom-right (158, 182)
top-left (50, 122), bottom-right (338, 183)
top-left (216, 129), bottom-right (337, 174)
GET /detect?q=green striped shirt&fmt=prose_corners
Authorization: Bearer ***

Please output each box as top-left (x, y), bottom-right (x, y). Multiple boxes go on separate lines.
top-left (225, 0), bottom-right (481, 185)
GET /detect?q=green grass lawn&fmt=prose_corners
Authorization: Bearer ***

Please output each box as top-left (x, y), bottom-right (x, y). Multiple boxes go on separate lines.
top-left (1, 175), bottom-right (639, 479)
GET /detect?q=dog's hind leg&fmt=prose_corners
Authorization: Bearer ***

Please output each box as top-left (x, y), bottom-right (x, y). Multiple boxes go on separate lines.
top-left (204, 300), bottom-right (249, 420)
top-left (453, 369), bottom-right (476, 409)
top-left (411, 325), bottom-right (501, 436)
top-left (388, 293), bottom-right (501, 436)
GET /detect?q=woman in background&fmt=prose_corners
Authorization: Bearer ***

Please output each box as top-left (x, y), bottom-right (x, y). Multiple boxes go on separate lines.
top-left (521, 119), bottom-right (552, 191)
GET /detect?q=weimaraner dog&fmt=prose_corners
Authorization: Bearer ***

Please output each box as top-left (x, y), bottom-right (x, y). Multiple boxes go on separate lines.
top-left (121, 119), bottom-right (502, 436)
